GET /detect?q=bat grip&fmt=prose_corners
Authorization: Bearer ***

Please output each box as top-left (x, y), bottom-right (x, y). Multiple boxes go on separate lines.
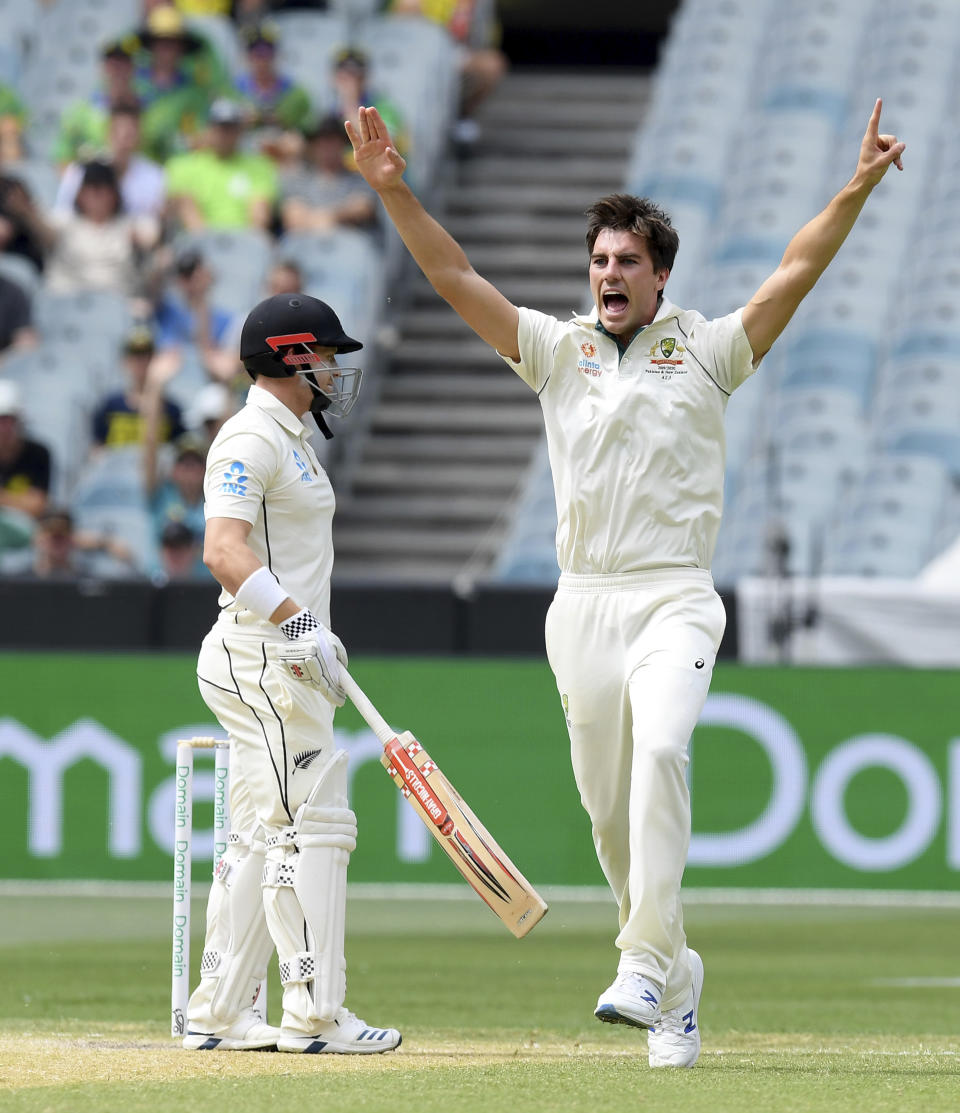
top-left (340, 670), bottom-right (396, 745)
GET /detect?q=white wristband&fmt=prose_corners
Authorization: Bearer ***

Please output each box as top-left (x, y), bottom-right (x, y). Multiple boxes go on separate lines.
top-left (234, 566), bottom-right (290, 623)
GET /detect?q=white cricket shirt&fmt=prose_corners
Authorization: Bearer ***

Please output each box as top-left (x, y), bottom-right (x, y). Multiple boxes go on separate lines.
top-left (501, 298), bottom-right (757, 574)
top-left (204, 384), bottom-right (335, 632)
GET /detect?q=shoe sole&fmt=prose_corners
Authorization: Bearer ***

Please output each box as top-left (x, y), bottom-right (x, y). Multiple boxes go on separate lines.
top-left (277, 1034), bottom-right (402, 1055)
top-left (594, 1003), bottom-right (659, 1030)
top-left (648, 950), bottom-right (704, 1068)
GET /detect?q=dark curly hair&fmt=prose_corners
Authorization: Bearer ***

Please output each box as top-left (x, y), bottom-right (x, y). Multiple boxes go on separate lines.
top-left (585, 194), bottom-right (679, 272)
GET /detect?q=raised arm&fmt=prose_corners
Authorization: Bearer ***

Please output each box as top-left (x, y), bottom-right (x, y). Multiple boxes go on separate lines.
top-left (346, 106), bottom-right (521, 361)
top-left (742, 99), bottom-right (905, 363)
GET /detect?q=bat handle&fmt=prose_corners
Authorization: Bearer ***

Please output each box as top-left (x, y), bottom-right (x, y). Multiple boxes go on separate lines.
top-left (340, 669), bottom-right (396, 745)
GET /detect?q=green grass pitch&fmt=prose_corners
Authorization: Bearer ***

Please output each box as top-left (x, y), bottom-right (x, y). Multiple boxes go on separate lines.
top-left (1, 890), bottom-right (959, 1112)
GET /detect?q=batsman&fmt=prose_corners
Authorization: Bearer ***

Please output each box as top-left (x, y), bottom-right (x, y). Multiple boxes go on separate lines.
top-left (348, 100), bottom-right (905, 1067)
top-left (183, 293), bottom-right (400, 1054)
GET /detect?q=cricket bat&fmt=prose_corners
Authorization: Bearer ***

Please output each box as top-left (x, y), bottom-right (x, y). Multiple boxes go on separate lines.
top-left (341, 670), bottom-right (548, 938)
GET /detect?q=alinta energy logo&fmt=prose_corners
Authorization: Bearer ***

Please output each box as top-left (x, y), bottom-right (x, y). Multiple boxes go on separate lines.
top-left (577, 341), bottom-right (602, 378)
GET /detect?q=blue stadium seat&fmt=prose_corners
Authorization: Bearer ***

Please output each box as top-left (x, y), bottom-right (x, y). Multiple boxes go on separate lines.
top-left (175, 229), bottom-right (273, 317)
top-left (0, 253), bottom-right (40, 298)
top-left (71, 446), bottom-right (146, 511)
top-left (34, 290), bottom-right (132, 363)
top-left (275, 228), bottom-right (383, 344)
top-left (887, 430), bottom-right (960, 478)
top-left (271, 11), bottom-right (351, 104)
top-left (358, 16), bottom-right (458, 188)
top-left (73, 503), bottom-right (158, 578)
top-left (780, 329), bottom-right (877, 408)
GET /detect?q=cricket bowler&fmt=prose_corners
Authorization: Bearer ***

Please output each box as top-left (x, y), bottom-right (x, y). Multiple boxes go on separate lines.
top-left (348, 99), bottom-right (904, 1067)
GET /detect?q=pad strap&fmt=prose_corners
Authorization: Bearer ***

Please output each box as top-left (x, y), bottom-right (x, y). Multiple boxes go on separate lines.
top-left (261, 859), bottom-right (297, 888)
top-left (279, 952), bottom-right (317, 986)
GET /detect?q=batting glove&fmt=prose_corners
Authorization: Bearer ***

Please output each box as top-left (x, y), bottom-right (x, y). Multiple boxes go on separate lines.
top-left (275, 609), bottom-right (348, 707)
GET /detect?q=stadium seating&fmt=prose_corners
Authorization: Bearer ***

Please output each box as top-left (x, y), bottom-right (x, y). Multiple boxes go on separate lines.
top-left (0, 0), bottom-right (471, 566)
top-left (488, 0), bottom-right (960, 585)
top-left (173, 229), bottom-right (274, 317)
top-left (4, 0), bottom-right (959, 589)
top-left (271, 11), bottom-right (351, 105)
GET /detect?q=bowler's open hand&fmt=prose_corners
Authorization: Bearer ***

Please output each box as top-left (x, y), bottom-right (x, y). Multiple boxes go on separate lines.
top-left (345, 105), bottom-right (406, 192)
top-left (856, 98), bottom-right (905, 187)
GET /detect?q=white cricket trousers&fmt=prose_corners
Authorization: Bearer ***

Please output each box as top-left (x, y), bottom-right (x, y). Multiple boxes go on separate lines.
top-left (189, 625), bottom-right (340, 1033)
top-left (196, 625), bottom-right (336, 833)
top-left (544, 568), bottom-right (725, 1011)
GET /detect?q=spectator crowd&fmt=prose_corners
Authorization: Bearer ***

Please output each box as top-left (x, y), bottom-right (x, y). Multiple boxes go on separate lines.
top-left (0, 0), bottom-right (506, 584)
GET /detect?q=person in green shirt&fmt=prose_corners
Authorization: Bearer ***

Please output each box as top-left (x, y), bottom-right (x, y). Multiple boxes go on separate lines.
top-left (234, 23), bottom-right (312, 134)
top-left (323, 47), bottom-right (408, 162)
top-left (165, 98), bottom-right (278, 230)
top-left (52, 37), bottom-right (139, 166)
top-left (53, 32), bottom-right (206, 167)
top-left (133, 5), bottom-right (221, 158)
top-left (0, 83), bottom-right (27, 163)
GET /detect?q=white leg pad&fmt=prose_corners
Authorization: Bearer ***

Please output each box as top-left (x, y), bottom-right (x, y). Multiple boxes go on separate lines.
top-left (262, 751), bottom-right (357, 1030)
top-left (187, 830), bottom-right (274, 1029)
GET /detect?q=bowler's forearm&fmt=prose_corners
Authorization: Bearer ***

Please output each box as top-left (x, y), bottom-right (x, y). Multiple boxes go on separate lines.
top-left (779, 177), bottom-right (873, 289)
top-left (377, 182), bottom-right (474, 297)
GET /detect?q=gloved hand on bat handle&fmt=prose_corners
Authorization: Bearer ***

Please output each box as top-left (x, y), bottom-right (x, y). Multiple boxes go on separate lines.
top-left (274, 609), bottom-right (348, 707)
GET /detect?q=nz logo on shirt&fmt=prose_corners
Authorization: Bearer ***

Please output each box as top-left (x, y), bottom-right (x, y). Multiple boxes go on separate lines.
top-left (220, 460), bottom-right (249, 496)
top-left (292, 449), bottom-right (314, 483)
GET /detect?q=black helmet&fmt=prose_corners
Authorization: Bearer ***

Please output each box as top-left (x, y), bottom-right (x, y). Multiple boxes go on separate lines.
top-left (240, 293), bottom-right (362, 379)
top-left (240, 294), bottom-right (363, 439)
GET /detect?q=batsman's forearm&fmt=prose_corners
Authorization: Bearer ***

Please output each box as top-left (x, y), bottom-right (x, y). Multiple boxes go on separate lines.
top-left (377, 181), bottom-right (475, 296)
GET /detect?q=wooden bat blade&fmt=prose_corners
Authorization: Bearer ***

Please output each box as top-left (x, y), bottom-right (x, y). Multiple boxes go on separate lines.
top-left (382, 731), bottom-right (548, 938)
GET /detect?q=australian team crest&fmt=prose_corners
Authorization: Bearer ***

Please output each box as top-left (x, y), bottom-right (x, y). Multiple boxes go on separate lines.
top-left (659, 337), bottom-right (677, 358)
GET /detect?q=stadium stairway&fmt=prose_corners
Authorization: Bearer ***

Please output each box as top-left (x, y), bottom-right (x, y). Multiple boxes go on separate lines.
top-left (332, 67), bottom-right (651, 584)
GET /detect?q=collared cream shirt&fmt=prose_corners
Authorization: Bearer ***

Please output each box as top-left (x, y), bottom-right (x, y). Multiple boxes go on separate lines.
top-left (204, 384), bottom-right (334, 631)
top-left (501, 298), bottom-right (758, 574)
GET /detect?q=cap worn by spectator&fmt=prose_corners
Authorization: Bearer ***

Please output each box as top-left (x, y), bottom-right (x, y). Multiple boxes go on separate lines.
top-left (304, 114), bottom-right (345, 142)
top-left (101, 36), bottom-right (139, 63)
top-left (161, 520), bottom-right (196, 549)
top-left (242, 23), bottom-right (279, 53)
top-left (174, 245), bottom-right (205, 277)
top-left (0, 379), bottom-right (23, 418)
top-left (174, 433), bottom-right (207, 464)
top-left (208, 98), bottom-right (246, 127)
top-left (334, 47), bottom-right (369, 73)
top-left (188, 382), bottom-right (231, 430)
top-left (124, 324), bottom-right (156, 355)
top-left (139, 6), bottom-right (203, 53)
top-left (38, 505), bottom-right (73, 536)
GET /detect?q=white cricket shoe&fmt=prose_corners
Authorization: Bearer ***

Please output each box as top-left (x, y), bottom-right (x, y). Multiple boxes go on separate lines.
top-left (648, 949), bottom-right (704, 1068)
top-left (594, 971), bottom-right (662, 1029)
top-left (183, 1009), bottom-right (282, 1051)
top-left (277, 1008), bottom-right (401, 1054)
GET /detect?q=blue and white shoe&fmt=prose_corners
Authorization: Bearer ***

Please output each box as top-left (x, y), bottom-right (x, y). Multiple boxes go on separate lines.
top-left (183, 1011), bottom-right (281, 1051)
top-left (594, 971), bottom-right (662, 1029)
top-left (277, 1008), bottom-right (401, 1054)
top-left (648, 949), bottom-right (703, 1068)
